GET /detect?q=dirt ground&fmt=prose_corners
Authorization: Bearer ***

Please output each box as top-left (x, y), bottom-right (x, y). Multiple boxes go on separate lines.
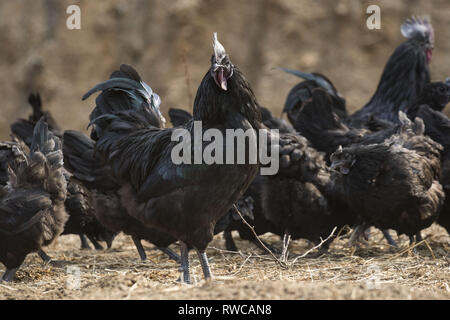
top-left (0, 224), bottom-right (449, 300)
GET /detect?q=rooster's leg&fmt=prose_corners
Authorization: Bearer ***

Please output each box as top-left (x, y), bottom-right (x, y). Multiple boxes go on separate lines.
top-left (1, 267), bottom-right (19, 282)
top-left (195, 248), bottom-right (212, 281)
top-left (180, 242), bottom-right (191, 284)
top-left (157, 247), bottom-right (181, 263)
top-left (381, 229), bottom-right (398, 247)
top-left (224, 230), bottom-right (238, 252)
top-left (87, 235), bottom-right (104, 251)
top-left (79, 234), bottom-right (91, 250)
top-left (38, 249), bottom-right (52, 263)
top-left (132, 236), bottom-right (147, 261)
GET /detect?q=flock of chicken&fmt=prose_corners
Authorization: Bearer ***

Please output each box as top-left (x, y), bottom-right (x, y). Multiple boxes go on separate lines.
top-left (1, 16), bottom-right (450, 284)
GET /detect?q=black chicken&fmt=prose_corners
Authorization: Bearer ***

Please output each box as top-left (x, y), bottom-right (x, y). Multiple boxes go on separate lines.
top-left (329, 114), bottom-right (444, 244)
top-left (0, 119), bottom-right (69, 282)
top-left (83, 33), bottom-right (262, 283)
top-left (407, 97), bottom-right (450, 235)
top-left (63, 130), bottom-right (180, 262)
top-left (0, 139), bottom-right (29, 187)
top-left (10, 93), bottom-right (117, 251)
top-left (281, 69), bottom-right (347, 124)
top-left (348, 16), bottom-right (434, 126)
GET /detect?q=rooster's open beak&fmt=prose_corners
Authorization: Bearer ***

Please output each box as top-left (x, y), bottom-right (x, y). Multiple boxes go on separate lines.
top-left (215, 68), bottom-right (227, 91)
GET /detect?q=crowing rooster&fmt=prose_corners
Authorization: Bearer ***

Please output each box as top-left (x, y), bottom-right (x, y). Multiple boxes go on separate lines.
top-left (83, 33), bottom-right (262, 283)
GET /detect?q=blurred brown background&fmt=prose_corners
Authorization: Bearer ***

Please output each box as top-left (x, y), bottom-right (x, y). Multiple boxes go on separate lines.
top-left (0, 0), bottom-right (449, 139)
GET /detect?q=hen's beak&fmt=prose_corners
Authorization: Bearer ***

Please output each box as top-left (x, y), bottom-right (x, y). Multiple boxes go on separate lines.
top-left (330, 160), bottom-right (347, 173)
top-left (215, 68), bottom-right (227, 91)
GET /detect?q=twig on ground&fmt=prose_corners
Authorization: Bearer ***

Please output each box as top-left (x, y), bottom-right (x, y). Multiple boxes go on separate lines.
top-left (234, 204), bottom-right (337, 268)
top-left (289, 227), bottom-right (337, 266)
top-left (389, 239), bottom-right (435, 260)
top-left (233, 204), bottom-right (287, 268)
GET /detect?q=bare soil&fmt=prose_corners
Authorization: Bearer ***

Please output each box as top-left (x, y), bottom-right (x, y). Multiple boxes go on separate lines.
top-left (1, 225), bottom-right (449, 300)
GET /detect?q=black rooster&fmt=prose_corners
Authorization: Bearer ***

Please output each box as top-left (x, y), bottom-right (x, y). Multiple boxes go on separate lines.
top-left (0, 119), bottom-right (69, 282)
top-left (348, 16), bottom-right (433, 126)
top-left (83, 33), bottom-right (262, 283)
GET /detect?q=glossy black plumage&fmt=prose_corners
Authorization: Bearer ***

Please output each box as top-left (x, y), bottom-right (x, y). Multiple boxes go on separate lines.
top-left (83, 53), bottom-right (262, 281)
top-left (0, 119), bottom-right (68, 282)
top-left (348, 17), bottom-right (433, 126)
top-left (63, 130), bottom-right (177, 260)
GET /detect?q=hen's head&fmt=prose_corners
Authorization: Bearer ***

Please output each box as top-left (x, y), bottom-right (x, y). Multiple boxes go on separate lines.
top-left (425, 81), bottom-right (450, 111)
top-left (210, 32), bottom-right (234, 91)
top-left (330, 146), bottom-right (356, 175)
top-left (401, 16), bottom-right (434, 63)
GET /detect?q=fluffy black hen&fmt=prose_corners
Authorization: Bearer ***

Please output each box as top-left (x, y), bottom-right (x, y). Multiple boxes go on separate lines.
top-left (10, 93), bottom-right (117, 250)
top-left (348, 16), bottom-right (433, 126)
top-left (329, 115), bottom-right (444, 242)
top-left (0, 139), bottom-right (30, 187)
top-left (407, 98), bottom-right (450, 235)
top-left (0, 119), bottom-right (68, 282)
top-left (83, 34), bottom-right (262, 283)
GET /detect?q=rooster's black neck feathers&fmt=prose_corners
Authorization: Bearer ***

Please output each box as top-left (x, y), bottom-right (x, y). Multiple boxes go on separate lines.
top-left (193, 68), bottom-right (262, 129)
